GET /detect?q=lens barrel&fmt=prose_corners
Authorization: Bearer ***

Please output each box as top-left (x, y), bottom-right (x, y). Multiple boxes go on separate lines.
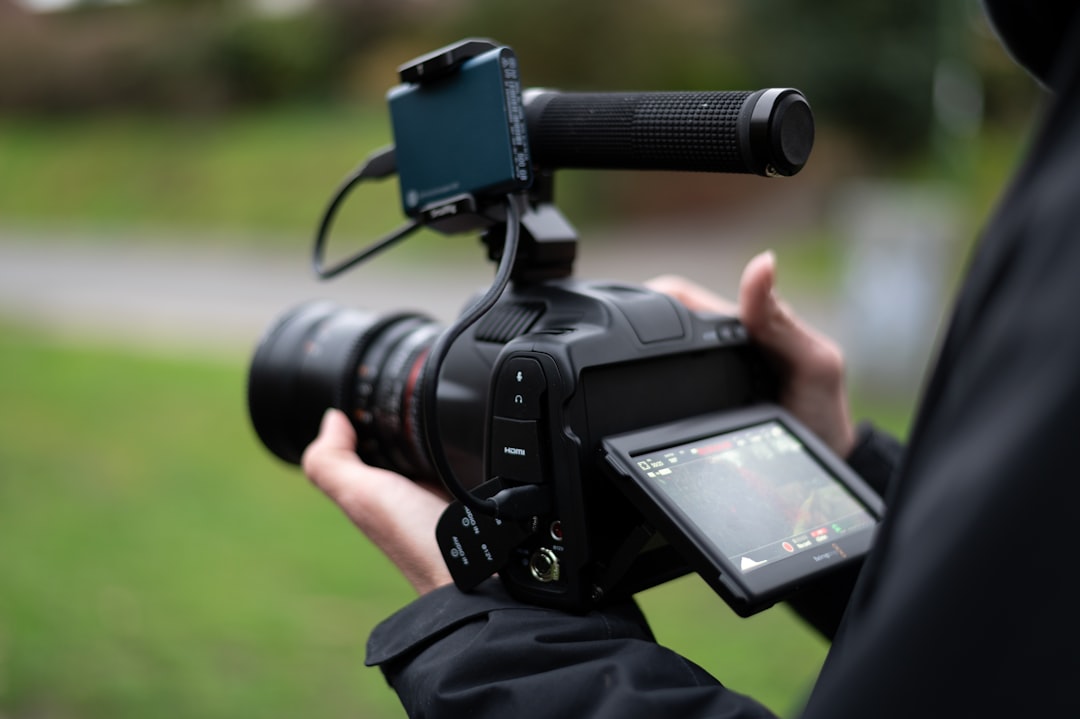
top-left (246, 301), bottom-right (442, 478)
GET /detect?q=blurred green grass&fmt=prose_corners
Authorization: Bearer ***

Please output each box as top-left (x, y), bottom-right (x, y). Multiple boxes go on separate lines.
top-left (0, 324), bottom-right (914, 718)
top-left (0, 324), bottom-right (418, 718)
top-left (0, 106), bottom-right (607, 250)
top-left (0, 107), bottom-right (399, 244)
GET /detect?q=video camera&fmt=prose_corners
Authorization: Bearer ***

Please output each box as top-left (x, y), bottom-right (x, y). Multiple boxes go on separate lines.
top-left (247, 39), bottom-right (883, 616)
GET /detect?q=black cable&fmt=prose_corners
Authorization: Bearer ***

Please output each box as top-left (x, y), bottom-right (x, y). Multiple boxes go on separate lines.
top-left (312, 146), bottom-right (421, 279)
top-left (310, 150), bottom-right (542, 519)
top-left (420, 194), bottom-right (546, 520)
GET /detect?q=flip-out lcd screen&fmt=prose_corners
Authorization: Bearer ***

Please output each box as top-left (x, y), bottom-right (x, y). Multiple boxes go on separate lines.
top-left (602, 405), bottom-right (883, 616)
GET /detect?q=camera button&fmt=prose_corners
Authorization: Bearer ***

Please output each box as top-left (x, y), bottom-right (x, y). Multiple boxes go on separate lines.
top-left (716, 321), bottom-right (748, 344)
top-left (490, 417), bottom-right (544, 483)
top-left (494, 357), bottom-right (546, 419)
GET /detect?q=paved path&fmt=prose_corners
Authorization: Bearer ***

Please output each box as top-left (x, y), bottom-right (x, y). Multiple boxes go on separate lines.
top-left (0, 218), bottom-right (820, 361)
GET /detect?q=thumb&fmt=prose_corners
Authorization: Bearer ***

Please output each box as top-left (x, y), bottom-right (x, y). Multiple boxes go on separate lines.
top-left (310, 407), bottom-right (358, 454)
top-left (300, 408), bottom-right (454, 595)
top-left (737, 251), bottom-right (855, 456)
top-left (301, 409), bottom-right (377, 500)
top-left (739, 250), bottom-right (826, 366)
top-left (738, 250), bottom-right (781, 339)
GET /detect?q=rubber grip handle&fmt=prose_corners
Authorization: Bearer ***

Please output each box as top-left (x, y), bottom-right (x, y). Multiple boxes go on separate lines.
top-left (523, 88), bottom-right (814, 177)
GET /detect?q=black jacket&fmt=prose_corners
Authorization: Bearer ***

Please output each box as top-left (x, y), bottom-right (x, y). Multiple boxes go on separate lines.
top-left (366, 428), bottom-right (898, 718)
top-left (365, 9), bottom-right (1080, 718)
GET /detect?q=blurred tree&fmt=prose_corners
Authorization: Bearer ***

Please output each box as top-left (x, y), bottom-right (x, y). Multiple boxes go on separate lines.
top-left (0, 0), bottom-right (1018, 175)
top-left (0, 0), bottom-right (348, 112)
top-left (315, 0), bottom-right (418, 48)
top-left (730, 0), bottom-right (943, 162)
top-left (212, 10), bottom-right (342, 104)
top-left (126, 0), bottom-right (231, 6)
top-left (440, 0), bottom-right (745, 91)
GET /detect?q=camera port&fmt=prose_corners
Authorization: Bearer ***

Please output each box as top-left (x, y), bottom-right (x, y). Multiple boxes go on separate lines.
top-left (529, 548), bottom-right (560, 583)
top-left (549, 520), bottom-right (563, 542)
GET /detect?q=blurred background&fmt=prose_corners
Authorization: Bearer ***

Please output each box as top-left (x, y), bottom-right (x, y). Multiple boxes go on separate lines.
top-left (0, 1), bottom-right (1042, 717)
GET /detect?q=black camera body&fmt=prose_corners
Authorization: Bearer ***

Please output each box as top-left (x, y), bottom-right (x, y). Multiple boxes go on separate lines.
top-left (248, 39), bottom-right (881, 616)
top-left (432, 276), bottom-right (775, 609)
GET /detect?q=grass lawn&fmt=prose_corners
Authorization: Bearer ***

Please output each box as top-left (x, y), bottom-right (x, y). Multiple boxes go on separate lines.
top-left (0, 324), bottom-right (865, 719)
top-left (0, 106), bottom-right (607, 249)
top-left (0, 326), bottom-right (414, 718)
top-left (0, 106), bottom-right (402, 245)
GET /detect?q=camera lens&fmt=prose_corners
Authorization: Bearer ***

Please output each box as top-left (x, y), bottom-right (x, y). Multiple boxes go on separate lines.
top-left (246, 301), bottom-right (442, 479)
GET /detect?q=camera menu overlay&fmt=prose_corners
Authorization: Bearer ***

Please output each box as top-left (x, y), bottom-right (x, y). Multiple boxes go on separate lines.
top-left (633, 421), bottom-right (875, 573)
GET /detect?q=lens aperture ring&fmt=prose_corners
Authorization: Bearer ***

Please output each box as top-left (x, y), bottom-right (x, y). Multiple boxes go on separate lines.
top-left (337, 312), bottom-right (424, 426)
top-left (371, 322), bottom-right (442, 479)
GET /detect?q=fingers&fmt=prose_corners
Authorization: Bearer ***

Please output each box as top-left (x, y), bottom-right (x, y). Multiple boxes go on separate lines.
top-left (738, 252), bottom-right (844, 385)
top-left (738, 250), bottom-right (822, 360)
top-left (301, 408), bottom-right (364, 500)
top-left (649, 254), bottom-right (857, 459)
top-left (735, 254), bottom-right (856, 457)
top-left (645, 252), bottom-right (787, 338)
top-left (301, 409), bottom-right (453, 595)
top-left (644, 252), bottom-right (779, 320)
top-left (737, 250), bottom-right (777, 335)
top-left (645, 274), bottom-right (738, 315)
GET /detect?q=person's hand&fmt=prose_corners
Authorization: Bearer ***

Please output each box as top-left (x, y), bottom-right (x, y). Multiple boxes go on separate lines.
top-left (646, 250), bottom-right (857, 458)
top-left (301, 409), bottom-right (453, 595)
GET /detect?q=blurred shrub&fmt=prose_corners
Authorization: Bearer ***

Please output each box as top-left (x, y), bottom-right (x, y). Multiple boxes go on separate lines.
top-left (0, 3), bottom-right (346, 113)
top-left (731, 0), bottom-right (942, 161)
top-left (214, 12), bottom-right (341, 104)
top-left (428, 0), bottom-right (984, 164)
top-left (438, 0), bottom-right (747, 91)
top-left (0, 0), bottom-right (1032, 168)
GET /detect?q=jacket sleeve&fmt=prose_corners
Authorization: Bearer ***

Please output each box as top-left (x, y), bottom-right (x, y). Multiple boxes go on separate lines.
top-left (845, 421), bottom-right (904, 499)
top-left (366, 579), bottom-right (778, 719)
top-left (364, 424), bottom-right (901, 718)
top-left (785, 422), bottom-right (903, 639)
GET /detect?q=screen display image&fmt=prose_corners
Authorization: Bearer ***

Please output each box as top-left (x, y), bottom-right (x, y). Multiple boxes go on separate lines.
top-left (630, 421), bottom-right (876, 574)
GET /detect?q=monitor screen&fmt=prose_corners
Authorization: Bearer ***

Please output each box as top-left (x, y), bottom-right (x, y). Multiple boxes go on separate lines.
top-left (628, 420), bottom-right (876, 574)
